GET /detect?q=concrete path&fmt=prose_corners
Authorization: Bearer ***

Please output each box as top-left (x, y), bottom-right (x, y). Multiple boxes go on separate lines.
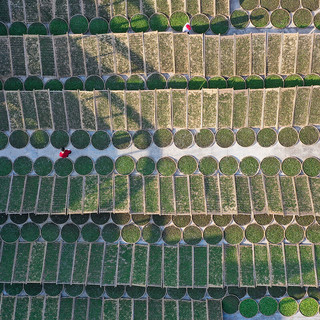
top-left (2, 132), bottom-right (320, 164)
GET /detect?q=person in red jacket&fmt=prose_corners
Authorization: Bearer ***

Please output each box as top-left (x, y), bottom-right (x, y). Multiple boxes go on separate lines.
top-left (59, 147), bottom-right (72, 158)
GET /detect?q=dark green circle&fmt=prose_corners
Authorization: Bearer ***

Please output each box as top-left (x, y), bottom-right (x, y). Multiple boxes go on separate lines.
top-left (64, 77), bottom-right (83, 90)
top-left (110, 15), bottom-right (129, 33)
top-left (224, 225), bottom-right (244, 244)
top-left (265, 224), bottom-right (285, 243)
top-left (102, 223), bottom-right (120, 243)
top-left (85, 76), bottom-right (104, 91)
top-left (70, 14), bottom-right (88, 33)
top-left (71, 130), bottom-right (90, 149)
top-left (285, 224), bottom-right (304, 243)
top-left (236, 128), bottom-right (256, 147)
top-left (261, 157), bottom-right (280, 176)
top-left (191, 14), bottom-right (209, 33)
top-left (227, 76), bottom-right (246, 89)
top-left (219, 156), bottom-right (239, 175)
top-left (30, 130), bottom-right (49, 149)
top-left (0, 132), bottom-right (8, 150)
top-left (24, 76), bottom-right (43, 91)
top-left (169, 11), bottom-right (189, 31)
top-left (130, 13), bottom-right (149, 32)
top-left (178, 156), bottom-right (198, 174)
top-left (162, 225), bottom-right (181, 244)
top-left (183, 226), bottom-right (202, 245)
top-left (112, 131), bottom-right (131, 149)
top-left (222, 295), bottom-right (240, 314)
top-left (239, 299), bottom-right (258, 318)
top-left (34, 157), bottom-right (53, 176)
top-left (300, 126), bottom-right (319, 145)
top-left (9, 22), bottom-right (27, 35)
top-left (28, 22), bottom-right (47, 35)
top-left (167, 75), bottom-right (188, 89)
top-left (91, 131), bottom-right (110, 150)
top-left (45, 79), bottom-right (63, 91)
top-left (54, 158), bottom-right (73, 176)
top-left (216, 128), bottom-right (235, 148)
top-left (199, 156), bottom-right (218, 176)
top-left (0, 157), bottom-right (12, 176)
top-left (271, 8), bottom-right (290, 28)
top-left (74, 156), bottom-right (93, 175)
top-left (136, 157), bottom-right (155, 175)
top-left (245, 224), bottom-right (264, 243)
top-left (146, 73), bottom-right (167, 90)
top-left (157, 157), bottom-right (176, 176)
top-left (49, 18), bottom-right (68, 35)
top-left (210, 15), bottom-right (229, 34)
top-left (142, 223), bottom-right (161, 243)
top-left (133, 130), bottom-right (152, 149)
top-left (4, 77), bottom-right (23, 90)
top-left (121, 224), bottom-right (141, 243)
top-left (126, 75), bottom-right (145, 90)
top-left (95, 156), bottom-right (114, 175)
top-left (250, 7), bottom-right (269, 27)
top-left (115, 156), bottom-right (135, 175)
top-left (13, 156), bottom-right (32, 175)
top-left (106, 75), bottom-right (125, 90)
top-left (153, 129), bottom-right (173, 148)
top-left (303, 157), bottom-right (320, 177)
top-left (89, 17), bottom-right (109, 34)
top-left (9, 130), bottom-right (29, 149)
top-left (61, 224), bottom-right (80, 243)
top-left (50, 130), bottom-right (69, 149)
top-left (230, 10), bottom-right (249, 29)
top-left (81, 223), bottom-right (100, 242)
top-left (195, 129), bottom-right (214, 147)
top-left (257, 128), bottom-right (277, 147)
top-left (240, 157), bottom-right (259, 176)
top-left (281, 157), bottom-right (301, 176)
top-left (150, 13), bottom-right (168, 31)
top-left (1, 224), bottom-right (20, 242)
top-left (21, 223), bottom-right (40, 241)
top-left (41, 223), bottom-right (60, 242)
top-left (174, 129), bottom-right (193, 149)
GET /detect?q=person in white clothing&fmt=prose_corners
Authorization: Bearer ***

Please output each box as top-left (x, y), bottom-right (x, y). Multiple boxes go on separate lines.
top-left (182, 22), bottom-right (191, 34)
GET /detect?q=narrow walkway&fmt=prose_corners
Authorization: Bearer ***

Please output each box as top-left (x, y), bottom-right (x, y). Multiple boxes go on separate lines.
top-left (2, 138), bottom-right (319, 163)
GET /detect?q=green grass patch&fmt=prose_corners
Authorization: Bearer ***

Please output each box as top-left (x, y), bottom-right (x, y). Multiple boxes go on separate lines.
top-left (157, 157), bottom-right (176, 176)
top-left (191, 14), bottom-right (209, 33)
top-left (296, 215), bottom-right (314, 226)
top-left (216, 128), bottom-right (235, 148)
top-left (245, 223), bottom-right (264, 243)
top-left (282, 157), bottom-right (301, 176)
top-left (81, 223), bottom-right (100, 242)
top-left (266, 224), bottom-right (284, 243)
top-left (1, 223), bottom-right (20, 242)
top-left (219, 156), bottom-right (238, 175)
top-left (288, 286), bottom-right (306, 299)
top-left (102, 223), bottom-right (120, 242)
top-left (126, 75), bottom-right (145, 90)
top-left (199, 156), bottom-right (218, 175)
top-left (4, 77), bottom-right (23, 90)
top-left (85, 76), bottom-right (104, 91)
top-left (236, 128), bottom-right (256, 147)
top-left (130, 14), bottom-right (149, 32)
top-left (0, 132), bottom-right (8, 150)
top-left (279, 297), bottom-right (298, 317)
top-left (222, 295), bottom-right (240, 314)
top-left (208, 76), bottom-right (227, 88)
top-left (24, 76), bottom-right (43, 91)
top-left (284, 74), bottom-right (304, 87)
top-left (115, 156), bottom-right (135, 175)
top-left (285, 224), bottom-right (304, 243)
top-left (300, 298), bottom-right (319, 317)
top-left (250, 8), bottom-right (269, 27)
top-left (174, 129), bottom-right (193, 149)
top-left (239, 299), bottom-right (258, 318)
top-left (240, 0), bottom-right (259, 10)
top-left (210, 15), bottom-right (229, 34)
top-left (188, 76), bottom-right (208, 90)
top-left (261, 156), bottom-right (280, 176)
top-left (106, 75), bottom-right (125, 90)
top-left (110, 15), bottom-right (129, 32)
top-left (9, 130), bottom-right (29, 149)
top-left (227, 76), bottom-right (246, 90)
top-left (54, 158), bottom-right (73, 176)
top-left (0, 22), bottom-right (7, 35)
top-left (305, 74), bottom-right (320, 86)
top-left (293, 8), bottom-right (313, 28)
top-left (153, 129), bottom-right (172, 147)
top-left (265, 74), bottom-right (283, 88)
top-left (203, 225), bottom-right (222, 244)
top-left (51, 130), bottom-right (69, 149)
top-left (45, 79), bottom-right (63, 91)
top-left (168, 288), bottom-right (186, 299)
top-left (150, 13), bottom-right (168, 31)
top-left (240, 157), bottom-right (259, 176)
top-left (230, 10), bottom-right (249, 29)
top-left (178, 156), bottom-right (197, 174)
top-left (33, 157), bottom-right (53, 176)
top-left (153, 215), bottom-right (171, 226)
top-left (74, 156), bottom-right (93, 175)
top-left (257, 128), bottom-right (277, 147)
top-left (269, 286), bottom-right (286, 298)
top-left (271, 9), bottom-right (290, 28)
top-left (112, 131), bottom-right (131, 149)
top-left (162, 225), bottom-right (181, 244)
top-left (183, 226), bottom-right (202, 244)
top-left (21, 222), bottom-right (39, 241)
top-left (41, 223), bottom-right (59, 242)
top-left (95, 156), bottom-right (114, 175)
top-left (167, 75), bottom-right (188, 89)
top-left (133, 130), bottom-right (152, 149)
top-left (49, 18), bottom-right (68, 35)
top-left (278, 127), bottom-right (298, 147)
top-left (246, 75), bottom-right (264, 89)
top-left (281, 0), bottom-right (300, 11)
top-left (147, 73), bottom-right (166, 90)
top-left (91, 131), bottom-right (110, 150)
top-left (13, 156), bottom-right (32, 175)
top-left (306, 223), bottom-right (320, 243)
top-left (61, 223), bottom-right (80, 243)
top-left (173, 215), bottom-right (191, 227)
top-left (64, 77), bottom-right (83, 90)
top-left (224, 225), bottom-right (244, 244)
top-left (259, 297), bottom-right (278, 316)
top-left (70, 15), bottom-right (88, 33)
top-left (71, 130), bottom-right (90, 149)
top-left (9, 22), bottom-right (27, 35)
top-left (261, 0), bottom-right (279, 10)
top-left (89, 17), bottom-right (109, 34)
top-left (300, 126), bottom-right (319, 145)
top-left (142, 223), bottom-right (160, 243)
top-left (30, 130), bottom-right (49, 149)
top-left (303, 157), bottom-right (320, 176)
top-left (136, 157), bottom-right (155, 175)
top-left (170, 11), bottom-right (189, 31)
top-left (213, 214), bottom-right (232, 226)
